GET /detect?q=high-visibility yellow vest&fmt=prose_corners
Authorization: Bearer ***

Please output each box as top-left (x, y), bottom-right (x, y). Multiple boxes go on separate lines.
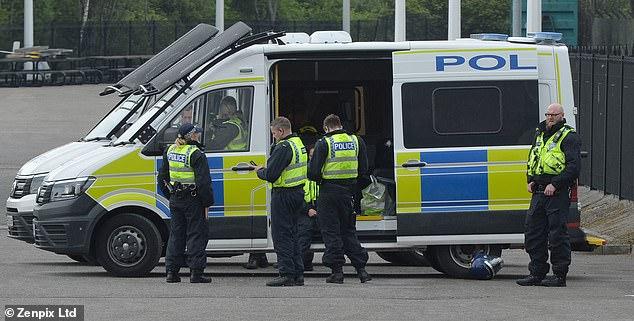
top-left (527, 125), bottom-right (574, 176)
top-left (322, 133), bottom-right (359, 180)
top-left (303, 180), bottom-right (319, 203)
top-left (272, 136), bottom-right (307, 188)
top-left (167, 144), bottom-right (198, 184)
top-left (224, 117), bottom-right (247, 150)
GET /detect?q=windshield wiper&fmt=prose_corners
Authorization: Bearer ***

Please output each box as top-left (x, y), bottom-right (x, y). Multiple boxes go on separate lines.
top-left (111, 140), bottom-right (133, 147)
top-left (83, 136), bottom-right (109, 142)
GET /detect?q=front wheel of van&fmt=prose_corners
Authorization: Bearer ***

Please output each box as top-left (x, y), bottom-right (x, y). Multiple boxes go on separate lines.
top-left (429, 245), bottom-right (502, 278)
top-left (96, 213), bottom-right (162, 277)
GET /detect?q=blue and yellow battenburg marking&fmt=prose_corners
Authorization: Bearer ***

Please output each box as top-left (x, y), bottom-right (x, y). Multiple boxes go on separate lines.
top-left (396, 149), bottom-right (531, 214)
top-left (156, 154), bottom-right (267, 217)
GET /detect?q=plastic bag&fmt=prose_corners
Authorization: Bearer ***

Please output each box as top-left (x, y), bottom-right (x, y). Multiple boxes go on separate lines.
top-left (361, 175), bottom-right (386, 215)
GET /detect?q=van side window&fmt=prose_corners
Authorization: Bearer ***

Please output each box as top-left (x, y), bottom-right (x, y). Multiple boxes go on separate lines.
top-left (402, 80), bottom-right (538, 148)
top-left (158, 95), bottom-right (205, 146)
top-left (205, 87), bottom-right (254, 152)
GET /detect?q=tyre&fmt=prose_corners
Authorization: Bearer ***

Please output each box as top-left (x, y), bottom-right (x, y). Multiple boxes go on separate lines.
top-left (95, 213), bottom-right (162, 277)
top-left (376, 250), bottom-right (430, 266)
top-left (429, 244), bottom-right (502, 278)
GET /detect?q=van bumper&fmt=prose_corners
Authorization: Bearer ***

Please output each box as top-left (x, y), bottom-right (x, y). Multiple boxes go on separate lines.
top-left (32, 194), bottom-right (102, 256)
top-left (6, 195), bottom-right (36, 243)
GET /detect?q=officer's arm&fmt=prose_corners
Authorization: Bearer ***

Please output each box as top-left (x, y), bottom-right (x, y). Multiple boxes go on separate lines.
top-left (191, 150), bottom-right (214, 207)
top-left (257, 142), bottom-right (292, 183)
top-left (551, 132), bottom-right (581, 191)
top-left (157, 149), bottom-right (171, 198)
top-left (307, 139), bottom-right (328, 183)
top-left (208, 123), bottom-right (239, 150)
top-left (357, 135), bottom-right (369, 178)
top-left (526, 128), bottom-right (540, 183)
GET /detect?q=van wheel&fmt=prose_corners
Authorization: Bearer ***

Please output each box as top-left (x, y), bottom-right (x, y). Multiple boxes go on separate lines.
top-left (423, 250), bottom-right (446, 273)
top-left (428, 245), bottom-right (502, 278)
top-left (376, 250), bottom-right (430, 266)
top-left (95, 213), bottom-right (162, 277)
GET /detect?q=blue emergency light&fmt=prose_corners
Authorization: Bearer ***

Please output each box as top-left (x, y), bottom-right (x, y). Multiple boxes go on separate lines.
top-left (470, 33), bottom-right (509, 41)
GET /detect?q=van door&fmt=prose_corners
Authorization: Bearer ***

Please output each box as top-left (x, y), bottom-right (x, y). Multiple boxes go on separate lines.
top-left (156, 81), bottom-right (268, 249)
top-left (392, 45), bottom-right (539, 244)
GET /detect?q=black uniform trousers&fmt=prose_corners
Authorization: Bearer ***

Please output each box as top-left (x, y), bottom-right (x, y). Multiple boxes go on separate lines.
top-left (270, 187), bottom-right (305, 277)
top-left (297, 214), bottom-right (318, 265)
top-left (165, 192), bottom-right (208, 272)
top-left (524, 189), bottom-right (572, 277)
top-left (317, 185), bottom-right (369, 272)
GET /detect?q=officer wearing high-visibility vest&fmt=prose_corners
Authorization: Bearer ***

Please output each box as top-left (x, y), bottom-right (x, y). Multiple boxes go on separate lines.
top-left (308, 114), bottom-right (371, 284)
top-left (208, 96), bottom-right (248, 151)
top-left (158, 123), bottom-right (214, 284)
top-left (297, 146), bottom-right (321, 271)
top-left (517, 103), bottom-right (580, 287)
top-left (254, 116), bottom-right (307, 286)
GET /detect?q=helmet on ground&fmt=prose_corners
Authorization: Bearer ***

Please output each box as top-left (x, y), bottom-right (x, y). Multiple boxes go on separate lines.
top-left (470, 251), bottom-right (504, 280)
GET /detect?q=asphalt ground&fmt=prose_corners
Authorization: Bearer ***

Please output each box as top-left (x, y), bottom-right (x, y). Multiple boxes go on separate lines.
top-left (1, 86), bottom-right (633, 320)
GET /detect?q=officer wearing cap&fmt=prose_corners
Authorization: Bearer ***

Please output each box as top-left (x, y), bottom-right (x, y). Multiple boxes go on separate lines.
top-left (158, 123), bottom-right (214, 283)
top-left (308, 114), bottom-right (371, 284)
top-left (254, 116), bottom-right (307, 286)
top-left (517, 103), bottom-right (580, 287)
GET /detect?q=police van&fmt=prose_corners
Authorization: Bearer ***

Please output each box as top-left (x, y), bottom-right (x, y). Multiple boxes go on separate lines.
top-left (6, 24), bottom-right (219, 253)
top-left (32, 22), bottom-right (593, 277)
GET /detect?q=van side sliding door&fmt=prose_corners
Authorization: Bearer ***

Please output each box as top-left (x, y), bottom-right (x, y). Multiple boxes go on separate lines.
top-left (392, 45), bottom-right (539, 245)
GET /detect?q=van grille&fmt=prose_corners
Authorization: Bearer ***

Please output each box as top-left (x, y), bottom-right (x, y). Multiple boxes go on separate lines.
top-left (34, 223), bottom-right (67, 247)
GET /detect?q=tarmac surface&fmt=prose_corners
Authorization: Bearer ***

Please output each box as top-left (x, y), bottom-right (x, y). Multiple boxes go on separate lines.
top-left (1, 86), bottom-right (633, 320)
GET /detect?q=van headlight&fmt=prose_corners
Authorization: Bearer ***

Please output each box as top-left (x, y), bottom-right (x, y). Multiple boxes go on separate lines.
top-left (49, 177), bottom-right (96, 202)
top-left (29, 174), bottom-right (47, 195)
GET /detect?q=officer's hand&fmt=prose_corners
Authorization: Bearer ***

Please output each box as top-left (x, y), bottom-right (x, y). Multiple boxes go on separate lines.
top-left (308, 208), bottom-right (317, 217)
top-left (203, 207), bottom-right (209, 220)
top-left (544, 184), bottom-right (556, 196)
top-left (527, 182), bottom-right (534, 193)
top-left (253, 165), bottom-right (263, 172)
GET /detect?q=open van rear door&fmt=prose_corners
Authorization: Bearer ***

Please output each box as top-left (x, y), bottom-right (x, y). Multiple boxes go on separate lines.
top-left (391, 43), bottom-right (539, 245)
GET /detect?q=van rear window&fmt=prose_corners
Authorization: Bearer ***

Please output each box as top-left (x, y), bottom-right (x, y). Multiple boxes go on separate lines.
top-left (401, 80), bottom-right (538, 148)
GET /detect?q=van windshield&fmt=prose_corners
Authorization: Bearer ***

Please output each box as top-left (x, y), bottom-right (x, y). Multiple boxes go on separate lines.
top-left (113, 86), bottom-right (186, 145)
top-left (83, 94), bottom-right (148, 141)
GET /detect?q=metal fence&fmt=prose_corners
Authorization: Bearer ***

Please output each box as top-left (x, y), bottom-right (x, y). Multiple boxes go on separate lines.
top-left (0, 17), bottom-right (440, 57)
top-left (570, 50), bottom-right (634, 201)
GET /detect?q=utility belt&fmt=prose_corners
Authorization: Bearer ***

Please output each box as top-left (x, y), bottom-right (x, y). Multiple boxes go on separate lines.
top-left (172, 182), bottom-right (198, 197)
top-left (271, 184), bottom-right (304, 192)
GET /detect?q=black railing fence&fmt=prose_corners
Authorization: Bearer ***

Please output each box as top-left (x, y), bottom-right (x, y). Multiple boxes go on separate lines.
top-left (570, 50), bottom-right (634, 201)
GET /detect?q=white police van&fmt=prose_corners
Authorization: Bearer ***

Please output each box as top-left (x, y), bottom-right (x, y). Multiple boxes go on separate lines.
top-left (6, 24), bottom-right (219, 258)
top-left (31, 22), bottom-right (594, 277)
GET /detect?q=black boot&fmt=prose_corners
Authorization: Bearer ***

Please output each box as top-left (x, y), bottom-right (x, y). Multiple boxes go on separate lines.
top-left (190, 269), bottom-right (211, 283)
top-left (266, 275), bottom-right (295, 287)
top-left (516, 275), bottom-right (544, 286)
top-left (295, 275), bottom-right (305, 286)
top-left (243, 254), bottom-right (259, 270)
top-left (540, 275), bottom-right (566, 287)
top-left (326, 272), bottom-right (344, 284)
top-left (256, 254), bottom-right (270, 268)
top-left (357, 268), bottom-right (372, 283)
top-left (166, 270), bottom-right (181, 283)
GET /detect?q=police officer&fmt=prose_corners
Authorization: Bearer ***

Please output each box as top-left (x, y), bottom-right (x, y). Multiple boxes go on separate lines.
top-left (517, 103), bottom-right (580, 287)
top-left (298, 146), bottom-right (320, 271)
top-left (254, 117), bottom-right (307, 286)
top-left (308, 114), bottom-right (371, 284)
top-left (208, 96), bottom-right (247, 151)
top-left (158, 123), bottom-right (214, 283)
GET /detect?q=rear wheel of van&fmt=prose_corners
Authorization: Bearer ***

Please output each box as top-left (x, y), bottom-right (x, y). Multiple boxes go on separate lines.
top-left (428, 245), bottom-right (502, 278)
top-left (95, 213), bottom-right (162, 277)
top-left (376, 250), bottom-right (430, 266)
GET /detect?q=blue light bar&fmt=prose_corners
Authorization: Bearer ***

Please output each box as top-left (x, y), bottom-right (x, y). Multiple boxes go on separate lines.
top-left (528, 32), bottom-right (563, 42)
top-left (470, 33), bottom-right (509, 41)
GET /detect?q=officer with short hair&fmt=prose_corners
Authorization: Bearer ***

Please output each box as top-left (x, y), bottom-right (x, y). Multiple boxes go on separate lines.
top-left (517, 103), bottom-right (580, 287)
top-left (308, 114), bottom-right (371, 284)
top-left (159, 123), bottom-right (214, 283)
top-left (208, 96), bottom-right (247, 151)
top-left (254, 116), bottom-right (307, 286)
